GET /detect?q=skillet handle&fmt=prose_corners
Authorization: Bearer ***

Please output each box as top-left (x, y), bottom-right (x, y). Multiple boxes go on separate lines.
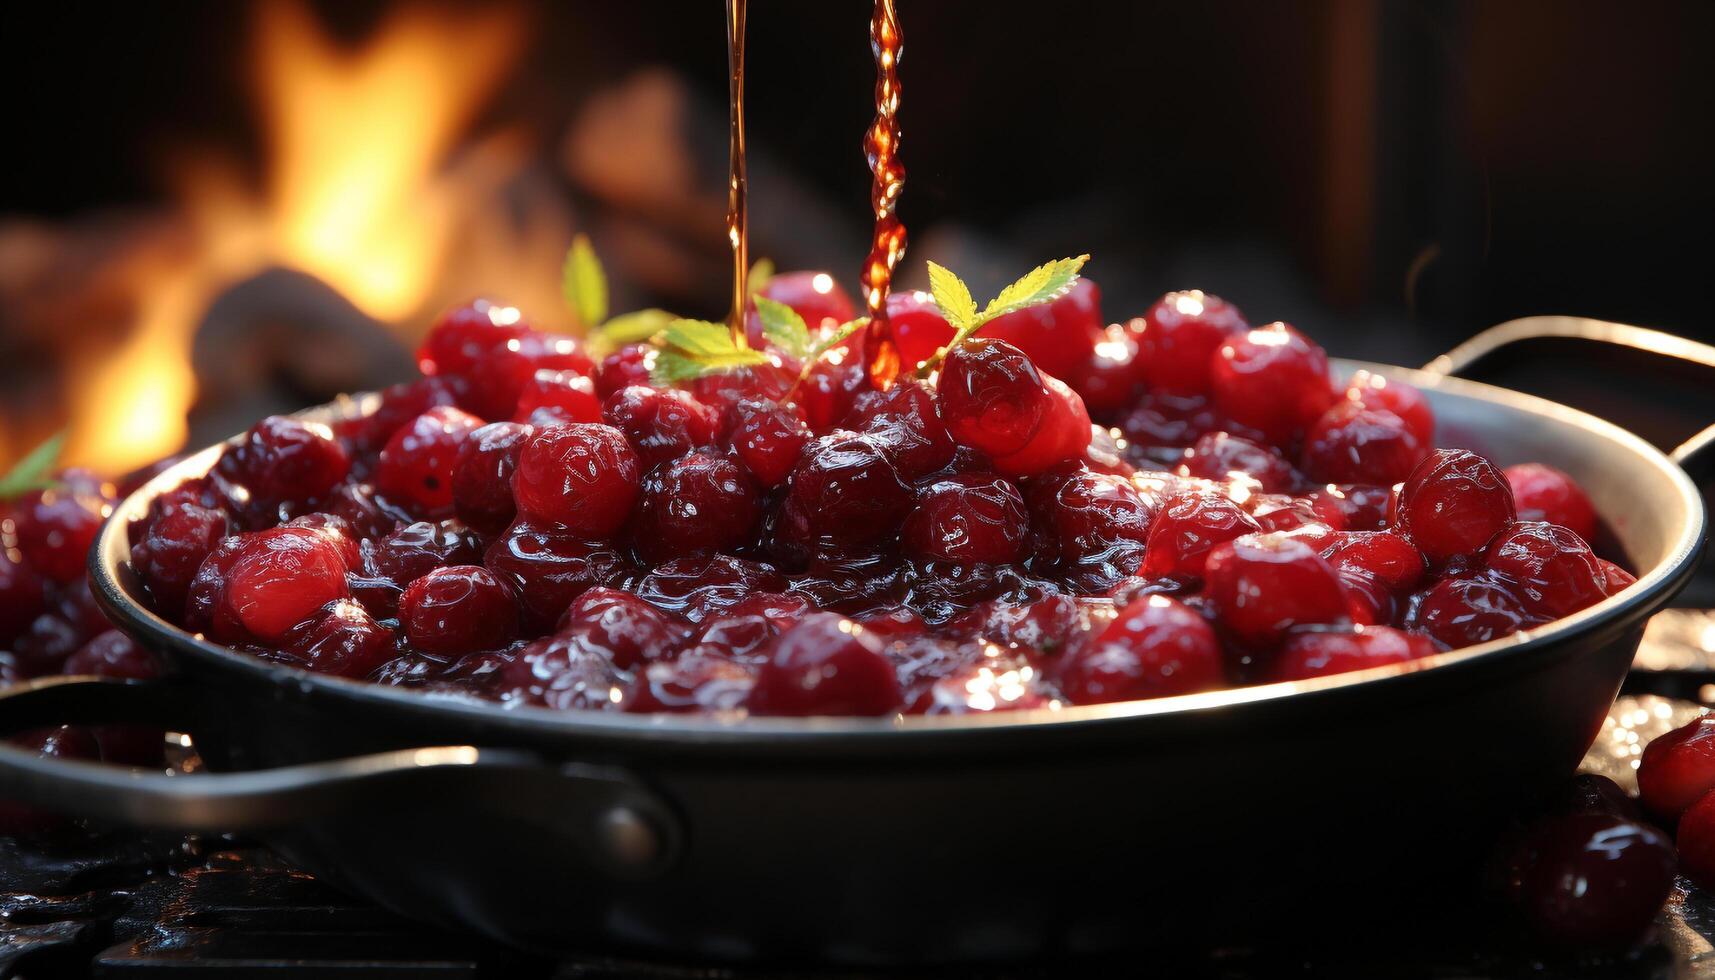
top-left (1423, 315), bottom-right (1715, 483)
top-left (0, 676), bottom-right (679, 878)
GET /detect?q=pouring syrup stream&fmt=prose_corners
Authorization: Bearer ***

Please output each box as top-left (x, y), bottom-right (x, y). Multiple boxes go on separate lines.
top-left (860, 0), bottom-right (906, 387)
top-left (725, 0), bottom-right (750, 346)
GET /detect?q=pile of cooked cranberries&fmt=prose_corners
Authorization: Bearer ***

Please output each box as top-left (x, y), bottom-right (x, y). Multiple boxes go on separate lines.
top-left (5, 274), bottom-right (1632, 720)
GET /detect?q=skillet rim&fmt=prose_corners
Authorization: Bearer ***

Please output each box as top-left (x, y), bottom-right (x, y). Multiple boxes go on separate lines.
top-left (88, 359), bottom-right (1707, 747)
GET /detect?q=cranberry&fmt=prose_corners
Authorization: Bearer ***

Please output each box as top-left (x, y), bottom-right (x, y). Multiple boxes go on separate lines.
top-left (1300, 402), bottom-right (1427, 486)
top-left (1308, 483), bottom-right (1393, 532)
top-left (843, 379), bottom-right (955, 480)
top-left (1484, 521), bottom-right (1607, 619)
top-left (690, 363), bottom-right (797, 420)
top-left (451, 421), bottom-right (530, 535)
top-left (1676, 790), bottom-right (1715, 889)
top-left (500, 634), bottom-right (629, 711)
top-left (1027, 470), bottom-right (1156, 587)
top-left (634, 452), bottom-right (760, 562)
top-left (950, 594), bottom-right (1081, 653)
top-left (346, 377), bottom-right (464, 454)
top-left (1408, 574), bottom-right (1544, 649)
top-left (559, 587), bottom-right (688, 669)
top-left (795, 356), bottom-right (873, 433)
top-left (1204, 532), bottom-right (1350, 648)
top-left (1321, 529), bottom-right (1425, 594)
top-left (1076, 325), bottom-right (1145, 416)
top-left (62, 629), bottom-right (159, 680)
top-left (596, 344), bottom-right (656, 398)
top-left (283, 513), bottom-right (360, 571)
top-left (1117, 392), bottom-right (1220, 454)
top-left (1057, 595), bottom-right (1222, 703)
top-left (777, 432), bottom-right (914, 554)
top-left (361, 520), bottom-right (480, 587)
top-left (0, 545), bottom-right (47, 639)
top-left (326, 481), bottom-right (410, 540)
top-left (859, 604), bottom-right (928, 637)
top-left (1181, 432), bottom-right (1295, 493)
top-left (1505, 463), bottom-right (1599, 543)
top-left (1135, 290), bottom-right (1248, 395)
top-left (1139, 488), bottom-right (1262, 580)
top-left (747, 613), bottom-right (902, 716)
top-left (514, 369), bottom-right (601, 424)
top-left (600, 385), bottom-right (718, 471)
top-left (746, 271), bottom-right (856, 345)
top-left (459, 332), bottom-right (594, 422)
top-left (1342, 370), bottom-right (1435, 446)
top-left (483, 521), bottom-right (628, 631)
top-left (182, 536), bottom-right (246, 639)
top-left (130, 501), bottom-right (233, 616)
top-left (1395, 449), bottom-right (1516, 564)
top-left (1512, 813), bottom-right (1675, 949)
top-left (0, 726), bottom-right (101, 834)
top-left (216, 416), bottom-right (350, 515)
top-left (511, 422), bottom-right (640, 538)
top-left (1209, 322), bottom-right (1333, 447)
top-left (1599, 559), bottom-right (1637, 596)
top-left (902, 473), bottom-right (1029, 565)
top-left (884, 290), bottom-right (955, 371)
top-left (14, 487), bottom-right (110, 584)
top-left (219, 527), bottom-right (351, 644)
top-left (1246, 494), bottom-right (1332, 534)
top-left (723, 399), bottom-right (811, 488)
top-left (979, 277), bottom-right (1104, 382)
top-left (937, 338), bottom-right (1092, 476)
top-left (627, 650), bottom-right (756, 713)
top-left (634, 554), bottom-right (787, 624)
top-left (417, 299), bottom-right (532, 377)
top-left (1637, 714), bottom-right (1715, 822)
top-left (282, 599), bottom-right (395, 678)
top-left (397, 565), bottom-right (518, 656)
top-left (1272, 626), bottom-right (1436, 680)
top-left (374, 406), bottom-right (483, 519)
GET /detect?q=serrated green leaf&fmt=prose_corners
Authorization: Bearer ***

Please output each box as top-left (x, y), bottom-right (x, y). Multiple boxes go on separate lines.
top-left (753, 295), bottom-right (812, 359)
top-left (748, 257), bottom-right (774, 297)
top-left (809, 316), bottom-right (869, 362)
top-left (589, 308), bottom-right (676, 357)
top-left (0, 431), bottom-right (65, 499)
top-left (650, 319), bottom-right (773, 384)
top-left (562, 234), bottom-right (608, 329)
top-left (979, 254), bottom-right (1089, 323)
top-left (926, 261), bottom-right (978, 333)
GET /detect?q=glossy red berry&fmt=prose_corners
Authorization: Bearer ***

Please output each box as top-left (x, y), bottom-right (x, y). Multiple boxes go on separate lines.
top-left (884, 290), bottom-right (955, 371)
top-left (1209, 322), bottom-right (1333, 447)
top-left (399, 565), bottom-right (519, 656)
top-left (1321, 529), bottom-right (1425, 594)
top-left (1512, 813), bottom-right (1675, 950)
top-left (281, 599), bottom-right (395, 678)
top-left (0, 545), bottom-right (48, 639)
top-left (1342, 370), bottom-right (1434, 446)
top-left (1027, 470), bottom-right (1157, 588)
top-left (511, 422), bottom-right (640, 538)
top-left (903, 473), bottom-right (1029, 565)
top-left (220, 527), bottom-right (351, 643)
top-left (346, 377), bottom-right (463, 454)
top-left (451, 421), bottom-right (531, 535)
top-left (14, 487), bottom-right (110, 584)
top-left (747, 613), bottom-right (902, 716)
top-left (1484, 521), bottom-right (1607, 619)
top-left (1205, 532), bottom-right (1351, 648)
top-left (601, 385), bottom-right (719, 472)
top-left (500, 633), bottom-right (630, 711)
top-left (979, 277), bottom-right (1104, 382)
top-left (284, 513), bottom-right (361, 572)
top-left (1117, 393), bottom-right (1222, 455)
top-left (375, 406), bottom-right (483, 519)
top-left (63, 629), bottom-right (159, 680)
top-left (1182, 432), bottom-right (1295, 493)
top-left (627, 650), bottom-right (756, 713)
top-left (1307, 483), bottom-right (1393, 532)
top-left (922, 649), bottom-right (1054, 714)
top-left (794, 357), bottom-right (873, 433)
top-left (949, 594), bottom-right (1081, 654)
top-left (460, 332), bottom-right (594, 422)
top-left (777, 432), bottom-right (914, 554)
top-left (937, 338), bottom-right (1091, 477)
top-left (1272, 626), bottom-right (1437, 681)
top-left (1140, 488), bottom-right (1262, 580)
top-left (1505, 463), bottom-right (1598, 543)
top-left (483, 520), bottom-right (628, 631)
top-left (416, 299), bottom-right (531, 377)
top-left (1300, 401), bottom-right (1427, 486)
top-left (217, 416), bottom-right (351, 518)
top-left (1638, 714), bottom-right (1715, 822)
top-left (633, 554), bottom-right (788, 624)
top-left (1136, 290), bottom-right (1248, 395)
top-left (514, 369), bottom-right (601, 424)
top-left (1409, 574), bottom-right (1543, 649)
top-left (1056, 595), bottom-right (1222, 703)
top-left (723, 399), bottom-right (811, 489)
top-left (596, 344), bottom-right (655, 398)
top-left (558, 587), bottom-right (687, 670)
top-left (746, 271), bottom-right (856, 346)
top-left (1675, 790), bottom-right (1715, 889)
top-left (842, 379), bottom-right (955, 480)
top-left (634, 452), bottom-right (761, 562)
top-left (1598, 559), bottom-right (1637, 596)
top-left (1395, 449), bottom-right (1516, 564)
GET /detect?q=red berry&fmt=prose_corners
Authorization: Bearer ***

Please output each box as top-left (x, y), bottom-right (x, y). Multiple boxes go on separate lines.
top-left (1676, 790), bottom-right (1715, 890)
top-left (795, 356), bottom-right (874, 432)
top-left (777, 432), bottom-right (914, 555)
top-left (514, 369), bottom-right (601, 424)
top-left (360, 520), bottom-right (482, 592)
top-left (63, 629), bottom-right (159, 680)
top-left (1598, 559), bottom-right (1637, 596)
top-left (1026, 470), bottom-right (1157, 588)
top-left (979, 277), bottom-right (1104, 382)
top-left (1342, 370), bottom-right (1434, 445)
top-left (1117, 392), bottom-right (1222, 455)
top-left (1638, 714), bottom-right (1715, 822)
top-left (1075, 323), bottom-right (1145, 414)
top-left (558, 587), bottom-right (688, 670)
top-left (1056, 595), bottom-right (1222, 703)
top-left (634, 452), bottom-right (761, 562)
top-left (1307, 483), bottom-right (1393, 532)
top-left (1321, 529), bottom-right (1425, 594)
top-left (451, 421), bottom-right (531, 535)
top-left (417, 299), bottom-right (531, 377)
top-left (0, 544), bottom-right (47, 639)
top-left (747, 613), bottom-right (902, 716)
top-left (937, 338), bottom-right (1091, 477)
top-left (1139, 487), bottom-right (1262, 580)
top-left (182, 536), bottom-right (246, 639)
top-left (1272, 625), bottom-right (1436, 680)
top-left (948, 594), bottom-right (1081, 654)
top-left (375, 406), bottom-right (483, 519)
top-left (1395, 449), bottom-right (1516, 564)
top-left (483, 520), bottom-right (628, 631)
top-left (1181, 432), bottom-right (1296, 493)
top-left (511, 422), bottom-right (640, 538)
top-left (1484, 521), bottom-right (1607, 619)
top-left (723, 399), bottom-right (811, 489)
top-left (627, 650), bottom-right (756, 713)
top-left (885, 290), bottom-right (955, 371)
top-left (746, 271), bottom-right (856, 346)
top-left (346, 377), bottom-right (463, 454)
top-left (284, 513), bottom-right (361, 572)
top-left (1512, 813), bottom-right (1675, 950)
top-left (1300, 401), bottom-right (1427, 486)
top-left (283, 599), bottom-right (395, 678)
top-left (399, 565), bottom-right (519, 656)
top-left (1209, 322), bottom-right (1333, 447)
top-left (221, 527), bottom-right (351, 643)
top-left (460, 332), bottom-right (593, 422)
top-left (601, 385), bottom-right (719, 472)
top-left (1204, 532), bottom-right (1351, 648)
top-left (903, 473), bottom-right (1029, 565)
top-left (217, 416), bottom-right (351, 518)
top-left (632, 554), bottom-right (787, 624)
top-left (596, 345), bottom-right (655, 398)
top-left (1505, 463), bottom-right (1598, 542)
top-left (326, 481), bottom-right (410, 540)
top-left (842, 379), bottom-right (954, 480)
top-left (500, 633), bottom-right (630, 711)
top-left (1136, 290), bottom-right (1248, 395)
top-left (1408, 574), bottom-right (1543, 649)
top-left (14, 487), bottom-right (110, 584)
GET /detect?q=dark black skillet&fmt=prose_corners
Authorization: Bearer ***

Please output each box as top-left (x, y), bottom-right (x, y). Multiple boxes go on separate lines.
top-left (0, 318), bottom-right (1708, 964)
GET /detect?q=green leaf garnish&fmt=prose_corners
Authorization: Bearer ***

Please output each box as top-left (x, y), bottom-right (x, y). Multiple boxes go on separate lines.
top-left (0, 431), bottom-right (66, 499)
top-left (589, 308), bottom-right (676, 357)
top-left (650, 320), bottom-right (774, 384)
top-left (917, 254), bottom-right (1090, 375)
top-left (748, 257), bottom-right (775, 297)
top-left (752, 295), bottom-right (812, 360)
top-left (561, 234), bottom-right (609, 329)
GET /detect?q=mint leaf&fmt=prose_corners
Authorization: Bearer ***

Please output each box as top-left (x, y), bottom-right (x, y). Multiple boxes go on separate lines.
top-left (748, 257), bottom-right (775, 297)
top-left (926, 261), bottom-right (977, 333)
top-left (753, 295), bottom-right (812, 359)
top-left (651, 320), bottom-right (773, 384)
top-left (786, 316), bottom-right (870, 394)
top-left (562, 234), bottom-right (609, 328)
top-left (590, 307), bottom-right (676, 357)
top-left (0, 431), bottom-right (65, 499)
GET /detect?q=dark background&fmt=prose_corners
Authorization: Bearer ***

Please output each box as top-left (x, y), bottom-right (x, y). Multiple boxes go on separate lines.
top-left (1, 0), bottom-right (1710, 450)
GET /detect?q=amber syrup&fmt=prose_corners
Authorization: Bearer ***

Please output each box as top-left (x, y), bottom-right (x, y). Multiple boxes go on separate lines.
top-left (860, 0), bottom-right (906, 388)
top-left (725, 0), bottom-right (750, 346)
